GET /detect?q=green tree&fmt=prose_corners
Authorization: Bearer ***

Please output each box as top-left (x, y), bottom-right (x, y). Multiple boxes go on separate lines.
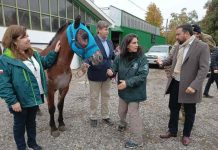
top-left (201, 0), bottom-right (218, 44)
top-left (145, 3), bottom-right (163, 32)
top-left (166, 8), bottom-right (198, 44)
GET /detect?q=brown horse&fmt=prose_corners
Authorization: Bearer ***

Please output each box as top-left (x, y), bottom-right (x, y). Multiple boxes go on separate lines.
top-left (40, 16), bottom-right (102, 137)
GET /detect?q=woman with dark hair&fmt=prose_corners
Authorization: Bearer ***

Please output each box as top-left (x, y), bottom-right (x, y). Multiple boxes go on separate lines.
top-left (0, 25), bottom-right (60, 150)
top-left (107, 34), bottom-right (149, 148)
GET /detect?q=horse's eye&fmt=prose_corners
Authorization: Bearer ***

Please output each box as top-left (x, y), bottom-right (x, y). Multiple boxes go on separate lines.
top-left (81, 33), bottom-right (88, 40)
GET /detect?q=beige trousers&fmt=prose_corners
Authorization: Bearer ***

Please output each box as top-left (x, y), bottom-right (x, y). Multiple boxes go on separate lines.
top-left (118, 98), bottom-right (143, 143)
top-left (89, 79), bottom-right (111, 120)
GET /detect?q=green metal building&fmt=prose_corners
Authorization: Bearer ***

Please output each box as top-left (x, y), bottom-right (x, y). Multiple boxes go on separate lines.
top-left (102, 6), bottom-right (166, 52)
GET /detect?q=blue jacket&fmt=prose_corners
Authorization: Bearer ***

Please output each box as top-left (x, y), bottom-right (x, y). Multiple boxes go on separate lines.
top-left (87, 36), bottom-right (114, 81)
top-left (0, 48), bottom-right (58, 108)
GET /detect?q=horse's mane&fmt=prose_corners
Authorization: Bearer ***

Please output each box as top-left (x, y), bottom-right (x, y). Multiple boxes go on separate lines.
top-left (47, 22), bottom-right (71, 47)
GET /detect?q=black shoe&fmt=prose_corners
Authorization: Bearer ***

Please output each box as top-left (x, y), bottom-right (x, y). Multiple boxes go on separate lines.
top-left (90, 119), bottom-right (97, 127)
top-left (29, 144), bottom-right (43, 150)
top-left (118, 124), bottom-right (127, 132)
top-left (203, 94), bottom-right (214, 98)
top-left (102, 118), bottom-right (114, 126)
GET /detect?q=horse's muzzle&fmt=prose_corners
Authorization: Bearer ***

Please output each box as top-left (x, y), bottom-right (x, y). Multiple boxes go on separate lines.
top-left (89, 50), bottom-right (103, 65)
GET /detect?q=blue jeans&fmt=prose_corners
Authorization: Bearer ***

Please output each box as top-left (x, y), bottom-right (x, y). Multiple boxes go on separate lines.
top-left (9, 106), bottom-right (38, 150)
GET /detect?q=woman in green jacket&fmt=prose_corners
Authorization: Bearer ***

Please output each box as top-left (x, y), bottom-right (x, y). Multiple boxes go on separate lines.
top-left (107, 34), bottom-right (149, 149)
top-left (0, 25), bottom-right (60, 150)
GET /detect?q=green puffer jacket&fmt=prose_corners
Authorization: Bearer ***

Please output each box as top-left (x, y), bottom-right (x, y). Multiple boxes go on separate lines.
top-left (0, 48), bottom-right (58, 108)
top-left (112, 54), bottom-right (149, 102)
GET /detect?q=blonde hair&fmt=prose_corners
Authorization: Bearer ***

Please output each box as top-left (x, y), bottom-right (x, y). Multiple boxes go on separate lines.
top-left (2, 25), bottom-right (33, 60)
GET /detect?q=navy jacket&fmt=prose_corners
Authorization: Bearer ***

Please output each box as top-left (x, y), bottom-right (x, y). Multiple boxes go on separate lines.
top-left (211, 47), bottom-right (218, 70)
top-left (87, 36), bottom-right (114, 81)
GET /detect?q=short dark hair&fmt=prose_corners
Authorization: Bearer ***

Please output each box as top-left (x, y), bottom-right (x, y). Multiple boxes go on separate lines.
top-left (177, 24), bottom-right (193, 36)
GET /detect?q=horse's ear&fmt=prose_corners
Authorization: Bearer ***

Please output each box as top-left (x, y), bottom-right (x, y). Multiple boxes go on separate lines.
top-left (74, 15), bottom-right (81, 29)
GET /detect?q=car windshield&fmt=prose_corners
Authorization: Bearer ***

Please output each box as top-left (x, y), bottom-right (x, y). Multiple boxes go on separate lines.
top-left (149, 46), bottom-right (168, 53)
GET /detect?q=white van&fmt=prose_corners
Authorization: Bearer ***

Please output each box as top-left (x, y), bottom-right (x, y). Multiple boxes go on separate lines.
top-left (145, 45), bottom-right (172, 67)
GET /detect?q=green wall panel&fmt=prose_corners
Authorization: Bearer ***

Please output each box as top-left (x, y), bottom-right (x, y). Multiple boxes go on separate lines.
top-left (120, 27), bottom-right (166, 52)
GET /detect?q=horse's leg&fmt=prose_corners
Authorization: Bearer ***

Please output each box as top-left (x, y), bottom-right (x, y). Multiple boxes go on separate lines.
top-left (47, 88), bottom-right (60, 137)
top-left (57, 86), bottom-right (70, 131)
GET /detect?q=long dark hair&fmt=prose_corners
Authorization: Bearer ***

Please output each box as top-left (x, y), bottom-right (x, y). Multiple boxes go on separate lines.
top-left (120, 33), bottom-right (143, 61)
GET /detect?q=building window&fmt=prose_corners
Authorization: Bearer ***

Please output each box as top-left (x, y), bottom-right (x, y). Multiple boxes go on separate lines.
top-left (74, 4), bottom-right (79, 19)
top-left (59, 0), bottom-right (66, 18)
top-left (0, 0), bottom-right (99, 32)
top-left (86, 14), bottom-right (92, 24)
top-left (4, 6), bottom-right (17, 26)
top-left (60, 18), bottom-right (66, 27)
top-left (42, 15), bottom-right (50, 31)
top-left (80, 9), bottom-right (85, 23)
top-left (67, 1), bottom-right (73, 19)
top-left (2, 0), bottom-right (16, 6)
top-left (41, 0), bottom-right (49, 14)
top-left (17, 0), bottom-right (28, 9)
top-left (31, 12), bottom-right (41, 30)
top-left (30, 0), bottom-right (40, 12)
top-left (0, 5), bottom-right (3, 26)
top-left (51, 16), bottom-right (59, 32)
top-left (18, 9), bottom-right (30, 28)
top-left (50, 0), bottom-right (58, 16)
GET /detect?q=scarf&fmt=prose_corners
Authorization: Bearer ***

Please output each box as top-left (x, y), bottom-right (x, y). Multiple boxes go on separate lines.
top-left (174, 35), bottom-right (195, 74)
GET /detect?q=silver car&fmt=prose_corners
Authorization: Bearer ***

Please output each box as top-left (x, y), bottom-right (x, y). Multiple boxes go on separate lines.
top-left (145, 45), bottom-right (172, 66)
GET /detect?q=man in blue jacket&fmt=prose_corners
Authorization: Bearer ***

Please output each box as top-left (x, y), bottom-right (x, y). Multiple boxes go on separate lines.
top-left (87, 20), bottom-right (114, 127)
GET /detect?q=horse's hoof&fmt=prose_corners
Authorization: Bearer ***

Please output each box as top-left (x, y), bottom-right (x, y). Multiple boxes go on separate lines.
top-left (51, 130), bottom-right (60, 137)
top-left (58, 125), bottom-right (67, 131)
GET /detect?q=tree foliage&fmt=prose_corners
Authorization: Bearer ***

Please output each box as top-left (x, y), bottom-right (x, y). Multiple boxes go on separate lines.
top-left (200, 0), bottom-right (218, 45)
top-left (165, 8), bottom-right (198, 44)
top-left (145, 3), bottom-right (163, 31)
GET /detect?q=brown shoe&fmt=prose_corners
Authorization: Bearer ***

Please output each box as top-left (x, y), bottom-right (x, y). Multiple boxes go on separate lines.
top-left (160, 131), bottom-right (177, 138)
top-left (182, 136), bottom-right (190, 146)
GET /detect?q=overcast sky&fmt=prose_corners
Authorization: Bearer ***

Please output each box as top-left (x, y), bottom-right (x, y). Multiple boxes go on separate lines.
top-left (94, 0), bottom-right (208, 25)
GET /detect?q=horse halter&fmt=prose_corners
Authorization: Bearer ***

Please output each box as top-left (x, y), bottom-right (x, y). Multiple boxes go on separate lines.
top-left (66, 23), bottom-right (99, 60)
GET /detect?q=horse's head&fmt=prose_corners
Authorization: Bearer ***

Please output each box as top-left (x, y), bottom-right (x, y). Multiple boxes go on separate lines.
top-left (66, 16), bottom-right (103, 65)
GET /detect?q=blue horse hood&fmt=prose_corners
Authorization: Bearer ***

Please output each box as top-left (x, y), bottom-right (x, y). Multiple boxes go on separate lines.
top-left (66, 23), bottom-right (100, 59)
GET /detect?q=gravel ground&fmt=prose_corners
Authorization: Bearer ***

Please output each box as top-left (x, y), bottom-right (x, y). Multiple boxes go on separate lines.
top-left (0, 68), bottom-right (218, 150)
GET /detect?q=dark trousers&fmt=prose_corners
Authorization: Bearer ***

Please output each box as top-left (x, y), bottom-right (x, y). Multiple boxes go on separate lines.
top-left (204, 69), bottom-right (218, 95)
top-left (9, 106), bottom-right (38, 150)
top-left (168, 79), bottom-right (196, 137)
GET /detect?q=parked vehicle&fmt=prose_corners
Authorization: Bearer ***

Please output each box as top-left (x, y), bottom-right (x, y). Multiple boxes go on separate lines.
top-left (145, 45), bottom-right (172, 68)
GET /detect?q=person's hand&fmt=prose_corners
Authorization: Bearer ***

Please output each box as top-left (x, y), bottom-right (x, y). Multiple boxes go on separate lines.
top-left (76, 63), bottom-right (90, 77)
top-left (156, 57), bottom-right (163, 66)
top-left (118, 80), bottom-right (127, 90)
top-left (107, 69), bottom-right (113, 77)
top-left (12, 102), bottom-right (22, 112)
top-left (54, 40), bottom-right (61, 52)
top-left (214, 70), bottom-right (218, 74)
top-left (81, 63), bottom-right (90, 72)
top-left (185, 87), bottom-right (196, 94)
